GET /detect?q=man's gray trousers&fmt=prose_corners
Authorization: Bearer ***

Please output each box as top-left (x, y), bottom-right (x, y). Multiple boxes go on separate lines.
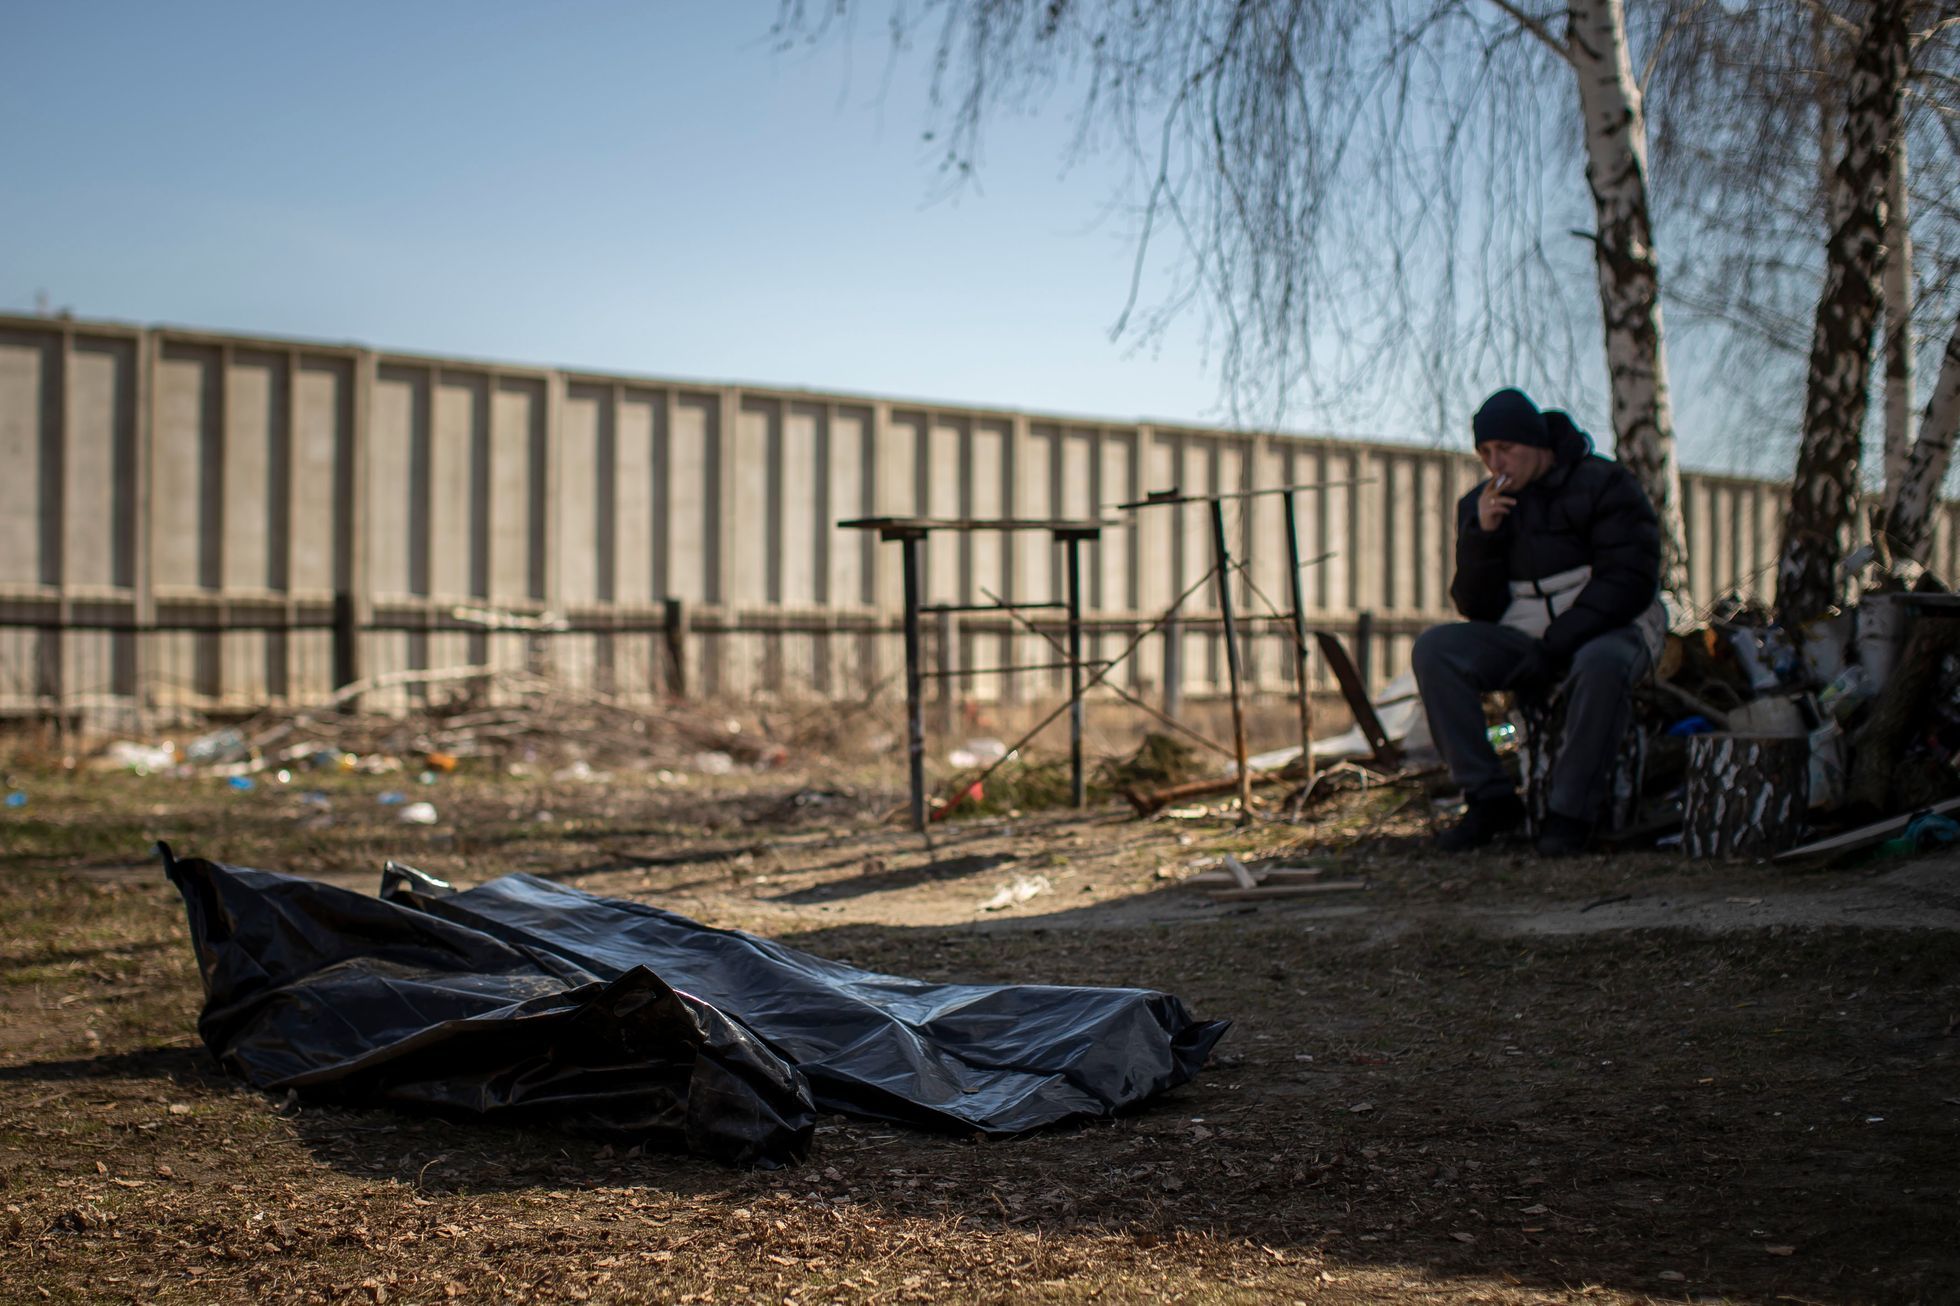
top-left (1411, 622), bottom-right (1651, 823)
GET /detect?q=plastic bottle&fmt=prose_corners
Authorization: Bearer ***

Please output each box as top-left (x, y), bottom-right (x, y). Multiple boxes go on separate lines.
top-left (1817, 665), bottom-right (1873, 721)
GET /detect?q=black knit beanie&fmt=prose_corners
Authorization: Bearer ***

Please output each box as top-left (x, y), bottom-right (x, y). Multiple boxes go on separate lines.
top-left (1472, 388), bottom-right (1552, 449)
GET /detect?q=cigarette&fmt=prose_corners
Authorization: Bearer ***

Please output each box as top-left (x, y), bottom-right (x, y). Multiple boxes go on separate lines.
top-left (1492, 473), bottom-right (1510, 490)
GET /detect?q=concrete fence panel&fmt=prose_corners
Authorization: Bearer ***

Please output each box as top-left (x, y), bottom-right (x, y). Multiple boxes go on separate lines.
top-left (0, 312), bottom-right (1894, 730)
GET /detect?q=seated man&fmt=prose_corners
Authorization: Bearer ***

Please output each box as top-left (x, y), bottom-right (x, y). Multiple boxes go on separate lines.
top-left (1413, 388), bottom-right (1664, 855)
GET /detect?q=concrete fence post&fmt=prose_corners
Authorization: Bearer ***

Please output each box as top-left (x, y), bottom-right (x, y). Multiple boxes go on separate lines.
top-left (332, 590), bottom-right (362, 712)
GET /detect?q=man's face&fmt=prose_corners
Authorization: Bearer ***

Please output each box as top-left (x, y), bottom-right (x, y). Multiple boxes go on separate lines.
top-left (1477, 440), bottom-right (1555, 491)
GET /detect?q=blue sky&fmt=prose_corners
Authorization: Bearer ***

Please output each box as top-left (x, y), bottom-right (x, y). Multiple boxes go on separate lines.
top-left (3, 2), bottom-right (1748, 462)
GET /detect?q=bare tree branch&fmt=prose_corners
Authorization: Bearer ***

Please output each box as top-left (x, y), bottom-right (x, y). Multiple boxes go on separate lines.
top-left (1476, 0), bottom-right (1567, 61)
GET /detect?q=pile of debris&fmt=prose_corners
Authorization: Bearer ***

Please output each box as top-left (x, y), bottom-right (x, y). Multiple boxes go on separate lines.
top-left (1662, 585), bottom-right (1960, 857)
top-left (85, 672), bottom-right (868, 786)
top-left (1096, 579), bottom-right (1960, 860)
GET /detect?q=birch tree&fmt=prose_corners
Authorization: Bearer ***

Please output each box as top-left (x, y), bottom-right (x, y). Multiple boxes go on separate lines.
top-left (773, 0), bottom-right (1692, 595)
top-left (1498, 0), bottom-right (1690, 599)
top-left (1874, 8), bottom-right (1960, 562)
top-left (1775, 0), bottom-right (1910, 626)
top-left (1879, 320), bottom-right (1960, 559)
top-left (1645, 1), bottom-right (1960, 590)
top-left (1882, 134), bottom-right (1916, 493)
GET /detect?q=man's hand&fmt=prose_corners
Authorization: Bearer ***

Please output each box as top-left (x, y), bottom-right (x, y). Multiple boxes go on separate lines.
top-left (1477, 473), bottom-right (1515, 532)
top-left (1511, 639), bottom-right (1565, 688)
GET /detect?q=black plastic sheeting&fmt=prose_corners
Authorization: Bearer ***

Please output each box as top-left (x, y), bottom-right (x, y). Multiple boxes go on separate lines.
top-left (164, 847), bottom-right (815, 1166)
top-left (164, 846), bottom-right (1229, 1167)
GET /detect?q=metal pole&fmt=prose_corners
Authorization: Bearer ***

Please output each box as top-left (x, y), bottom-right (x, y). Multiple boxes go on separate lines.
top-left (1282, 491), bottom-right (1317, 791)
top-left (1355, 609), bottom-right (1374, 692)
top-left (1163, 616), bottom-right (1182, 718)
top-left (1210, 499), bottom-right (1253, 823)
top-left (935, 607), bottom-right (958, 740)
top-left (1064, 534), bottom-right (1086, 808)
top-left (899, 532), bottom-right (927, 832)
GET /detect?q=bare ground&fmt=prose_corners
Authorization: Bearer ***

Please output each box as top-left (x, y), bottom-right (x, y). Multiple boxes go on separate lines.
top-left (2, 755), bottom-right (1956, 1305)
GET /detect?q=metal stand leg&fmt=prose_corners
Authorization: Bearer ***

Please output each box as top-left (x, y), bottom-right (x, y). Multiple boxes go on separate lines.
top-left (1210, 500), bottom-right (1252, 823)
top-left (899, 531), bottom-right (927, 832)
top-left (1065, 534), bottom-right (1086, 808)
top-left (1283, 492), bottom-right (1316, 791)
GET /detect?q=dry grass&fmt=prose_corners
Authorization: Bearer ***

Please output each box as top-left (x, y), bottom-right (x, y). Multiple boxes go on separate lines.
top-left (3, 747), bottom-right (1957, 1304)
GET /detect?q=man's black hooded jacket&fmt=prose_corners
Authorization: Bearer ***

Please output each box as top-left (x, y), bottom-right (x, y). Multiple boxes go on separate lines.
top-left (1449, 411), bottom-right (1662, 663)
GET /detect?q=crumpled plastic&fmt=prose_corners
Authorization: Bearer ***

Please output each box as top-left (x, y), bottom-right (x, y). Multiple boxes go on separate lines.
top-left (164, 847), bottom-right (815, 1166)
top-left (163, 846), bottom-right (1228, 1165)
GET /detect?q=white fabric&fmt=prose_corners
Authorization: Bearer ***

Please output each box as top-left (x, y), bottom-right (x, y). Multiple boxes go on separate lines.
top-left (1502, 563), bottom-right (1667, 664)
top-left (1499, 564), bottom-right (1593, 638)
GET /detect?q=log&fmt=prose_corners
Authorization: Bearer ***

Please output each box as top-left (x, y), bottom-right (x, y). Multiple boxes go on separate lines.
top-left (1683, 733), bottom-right (1809, 857)
top-left (1519, 690), bottom-right (1651, 835)
top-left (1847, 609), bottom-right (1960, 812)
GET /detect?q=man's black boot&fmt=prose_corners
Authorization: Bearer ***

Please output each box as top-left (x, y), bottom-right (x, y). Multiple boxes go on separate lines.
top-left (1437, 793), bottom-right (1527, 851)
top-left (1534, 810), bottom-right (1594, 856)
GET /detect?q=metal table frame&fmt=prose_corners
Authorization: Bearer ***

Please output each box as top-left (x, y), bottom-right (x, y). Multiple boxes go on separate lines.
top-left (837, 516), bottom-right (1106, 831)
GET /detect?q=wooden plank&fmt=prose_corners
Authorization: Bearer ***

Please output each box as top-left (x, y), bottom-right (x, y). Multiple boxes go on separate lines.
top-left (1773, 796), bottom-right (1960, 862)
top-left (1314, 630), bottom-right (1401, 765)
top-left (1182, 864), bottom-right (1327, 888)
top-left (1206, 880), bottom-right (1368, 901)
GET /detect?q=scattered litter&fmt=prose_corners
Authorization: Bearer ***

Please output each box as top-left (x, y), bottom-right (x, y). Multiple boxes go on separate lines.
top-left (76, 674), bottom-right (815, 795)
top-left (376, 791), bottom-right (407, 806)
top-left (692, 751), bottom-right (735, 776)
top-left (101, 740), bottom-right (176, 774)
top-left (947, 738), bottom-right (1009, 769)
top-left (979, 874), bottom-right (1053, 912)
top-left (4, 791), bottom-right (25, 808)
top-left (184, 728), bottom-right (248, 766)
top-left (398, 802), bottom-right (439, 826)
top-left (226, 776), bottom-right (255, 792)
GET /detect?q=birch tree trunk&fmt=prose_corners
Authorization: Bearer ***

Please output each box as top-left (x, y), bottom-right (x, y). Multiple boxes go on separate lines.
top-left (1564, 0), bottom-right (1690, 602)
top-left (1882, 133), bottom-right (1914, 496)
top-left (1775, 0), bottom-right (1910, 627)
top-left (1880, 318), bottom-right (1960, 561)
